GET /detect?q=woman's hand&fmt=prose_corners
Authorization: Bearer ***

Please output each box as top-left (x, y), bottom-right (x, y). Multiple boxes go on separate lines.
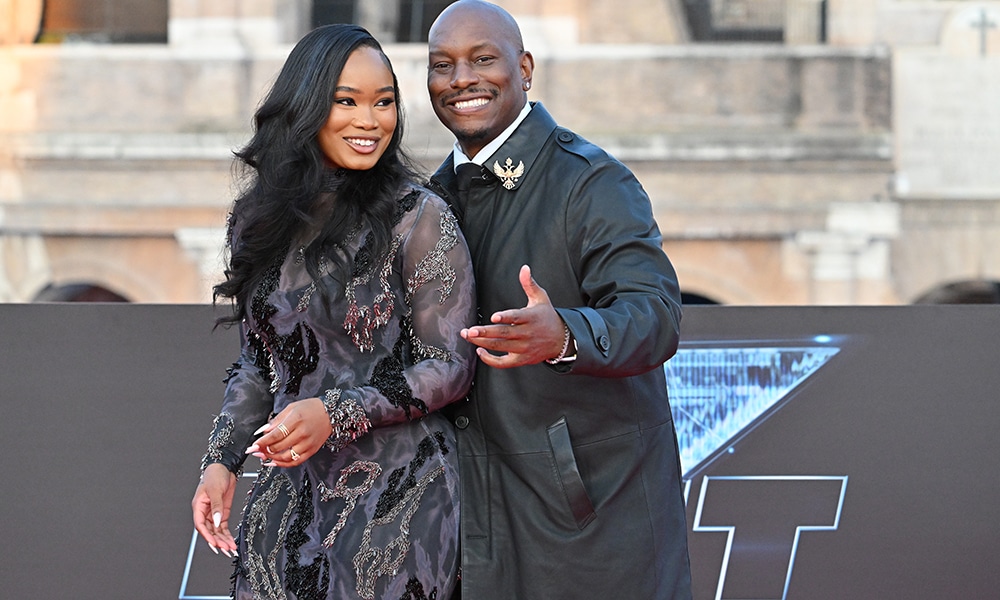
top-left (192, 463), bottom-right (238, 557)
top-left (246, 397), bottom-right (333, 467)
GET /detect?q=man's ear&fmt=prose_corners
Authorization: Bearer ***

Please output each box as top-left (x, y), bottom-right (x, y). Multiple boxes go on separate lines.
top-left (521, 50), bottom-right (535, 82)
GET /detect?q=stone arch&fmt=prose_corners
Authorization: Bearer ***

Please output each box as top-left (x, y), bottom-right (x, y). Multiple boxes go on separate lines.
top-left (912, 279), bottom-right (1000, 304)
top-left (940, 5), bottom-right (1000, 57)
top-left (33, 282), bottom-right (130, 302)
top-left (675, 266), bottom-right (757, 306)
top-left (39, 251), bottom-right (164, 303)
top-left (681, 291), bottom-right (722, 305)
top-left (665, 238), bottom-right (808, 306)
top-left (0, 234), bottom-right (52, 302)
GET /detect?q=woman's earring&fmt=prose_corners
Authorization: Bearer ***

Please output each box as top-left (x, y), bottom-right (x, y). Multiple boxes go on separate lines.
top-left (524, 81), bottom-right (531, 91)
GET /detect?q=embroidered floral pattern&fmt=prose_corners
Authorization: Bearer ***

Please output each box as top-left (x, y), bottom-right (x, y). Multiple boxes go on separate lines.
top-left (284, 476), bottom-right (331, 600)
top-left (405, 209), bottom-right (459, 305)
top-left (201, 412), bottom-right (236, 475)
top-left (343, 235), bottom-right (401, 352)
top-left (318, 460), bottom-right (383, 549)
top-left (296, 255), bottom-right (327, 312)
top-left (351, 433), bottom-right (450, 599)
top-left (243, 469), bottom-right (297, 600)
top-left (322, 388), bottom-right (373, 451)
top-left (354, 462), bottom-right (444, 599)
top-left (341, 189), bottom-right (420, 353)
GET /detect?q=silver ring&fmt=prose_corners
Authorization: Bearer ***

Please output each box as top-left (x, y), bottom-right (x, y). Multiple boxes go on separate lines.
top-left (289, 448), bottom-right (300, 461)
top-left (277, 423), bottom-right (290, 438)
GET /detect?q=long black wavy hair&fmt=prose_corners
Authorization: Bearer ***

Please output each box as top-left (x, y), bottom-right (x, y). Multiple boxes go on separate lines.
top-left (214, 24), bottom-right (417, 326)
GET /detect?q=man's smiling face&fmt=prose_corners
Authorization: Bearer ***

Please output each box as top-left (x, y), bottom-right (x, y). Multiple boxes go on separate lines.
top-left (427, 2), bottom-right (533, 158)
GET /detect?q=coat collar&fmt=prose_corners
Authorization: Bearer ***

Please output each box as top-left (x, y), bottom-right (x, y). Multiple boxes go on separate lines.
top-left (431, 102), bottom-right (559, 194)
top-left (480, 102), bottom-right (557, 192)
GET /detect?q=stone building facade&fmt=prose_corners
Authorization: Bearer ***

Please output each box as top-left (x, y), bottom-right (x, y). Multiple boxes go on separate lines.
top-left (1, 0), bottom-right (998, 305)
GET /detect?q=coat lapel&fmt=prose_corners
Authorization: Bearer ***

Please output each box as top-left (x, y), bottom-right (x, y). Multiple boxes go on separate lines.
top-left (480, 102), bottom-right (558, 194)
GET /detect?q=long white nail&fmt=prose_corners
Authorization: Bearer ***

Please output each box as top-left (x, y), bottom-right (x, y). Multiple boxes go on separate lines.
top-left (245, 444), bottom-right (259, 454)
top-left (209, 544), bottom-right (219, 554)
top-left (254, 423), bottom-right (270, 435)
top-left (213, 512), bottom-right (222, 528)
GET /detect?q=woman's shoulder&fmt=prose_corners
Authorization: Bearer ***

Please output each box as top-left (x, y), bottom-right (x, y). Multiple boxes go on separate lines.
top-left (392, 183), bottom-right (459, 241)
top-left (396, 182), bottom-right (452, 219)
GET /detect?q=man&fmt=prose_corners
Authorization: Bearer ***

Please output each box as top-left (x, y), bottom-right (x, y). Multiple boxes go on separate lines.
top-left (426, 2), bottom-right (692, 598)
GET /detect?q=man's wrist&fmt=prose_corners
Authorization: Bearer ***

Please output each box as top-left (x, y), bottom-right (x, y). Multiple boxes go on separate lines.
top-left (545, 323), bottom-right (578, 364)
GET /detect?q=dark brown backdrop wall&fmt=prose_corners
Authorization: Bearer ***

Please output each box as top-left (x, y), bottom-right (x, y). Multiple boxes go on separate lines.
top-left (0, 305), bottom-right (997, 599)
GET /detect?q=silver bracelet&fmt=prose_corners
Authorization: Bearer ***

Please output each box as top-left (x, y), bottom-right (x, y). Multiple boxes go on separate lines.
top-left (545, 323), bottom-right (576, 364)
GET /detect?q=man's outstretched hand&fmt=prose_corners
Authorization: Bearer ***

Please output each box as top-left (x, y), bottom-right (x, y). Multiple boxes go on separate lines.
top-left (461, 265), bottom-right (567, 368)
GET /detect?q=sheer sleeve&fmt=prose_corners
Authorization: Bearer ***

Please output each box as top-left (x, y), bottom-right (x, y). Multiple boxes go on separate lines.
top-left (200, 320), bottom-right (276, 475)
top-left (324, 193), bottom-right (476, 446)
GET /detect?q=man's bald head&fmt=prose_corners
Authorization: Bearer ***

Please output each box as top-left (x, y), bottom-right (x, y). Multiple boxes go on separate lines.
top-left (429, 0), bottom-right (525, 53)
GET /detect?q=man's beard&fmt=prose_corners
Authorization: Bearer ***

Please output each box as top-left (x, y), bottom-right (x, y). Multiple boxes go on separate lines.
top-left (455, 126), bottom-right (491, 149)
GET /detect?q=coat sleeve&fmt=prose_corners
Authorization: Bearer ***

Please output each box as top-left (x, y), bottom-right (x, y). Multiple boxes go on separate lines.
top-left (556, 158), bottom-right (683, 377)
top-left (334, 194), bottom-right (477, 431)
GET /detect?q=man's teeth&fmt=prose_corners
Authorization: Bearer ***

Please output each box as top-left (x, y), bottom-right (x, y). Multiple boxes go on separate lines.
top-left (347, 138), bottom-right (375, 146)
top-left (455, 98), bottom-right (489, 110)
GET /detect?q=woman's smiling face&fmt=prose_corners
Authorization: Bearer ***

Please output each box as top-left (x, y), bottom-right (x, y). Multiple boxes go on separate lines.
top-left (318, 46), bottom-right (398, 171)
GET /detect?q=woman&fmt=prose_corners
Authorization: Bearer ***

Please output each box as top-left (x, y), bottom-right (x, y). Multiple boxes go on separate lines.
top-left (191, 24), bottom-right (476, 600)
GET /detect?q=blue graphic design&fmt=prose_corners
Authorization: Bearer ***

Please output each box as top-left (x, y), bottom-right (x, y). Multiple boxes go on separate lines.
top-left (179, 529), bottom-right (223, 600)
top-left (183, 341), bottom-right (845, 599)
top-left (180, 472), bottom-right (258, 600)
top-left (665, 343), bottom-right (840, 477)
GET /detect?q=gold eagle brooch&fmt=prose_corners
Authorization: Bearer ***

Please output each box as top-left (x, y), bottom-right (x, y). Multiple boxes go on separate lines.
top-left (493, 157), bottom-right (525, 190)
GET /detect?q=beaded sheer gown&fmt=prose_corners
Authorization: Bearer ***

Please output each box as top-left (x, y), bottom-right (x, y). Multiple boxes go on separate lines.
top-left (201, 181), bottom-right (476, 600)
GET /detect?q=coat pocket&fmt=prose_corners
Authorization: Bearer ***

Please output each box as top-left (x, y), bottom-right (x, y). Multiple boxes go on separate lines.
top-left (546, 416), bottom-right (597, 529)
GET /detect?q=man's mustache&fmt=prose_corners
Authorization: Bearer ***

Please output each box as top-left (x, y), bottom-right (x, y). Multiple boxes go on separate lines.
top-left (440, 88), bottom-right (498, 106)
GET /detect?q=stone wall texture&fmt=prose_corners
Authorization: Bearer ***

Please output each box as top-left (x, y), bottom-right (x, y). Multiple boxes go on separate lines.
top-left (1, 0), bottom-right (997, 305)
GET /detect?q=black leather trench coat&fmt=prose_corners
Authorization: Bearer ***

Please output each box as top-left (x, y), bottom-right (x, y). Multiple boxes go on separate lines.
top-left (429, 103), bottom-right (692, 599)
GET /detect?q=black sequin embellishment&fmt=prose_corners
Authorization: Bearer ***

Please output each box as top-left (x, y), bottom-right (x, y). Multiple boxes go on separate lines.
top-left (395, 190), bottom-right (420, 220)
top-left (284, 476), bottom-right (331, 600)
top-left (352, 231), bottom-right (377, 280)
top-left (276, 323), bottom-right (320, 395)
top-left (369, 329), bottom-right (428, 420)
top-left (230, 550), bottom-right (246, 600)
top-left (250, 258), bottom-right (281, 331)
top-left (246, 328), bottom-right (273, 382)
top-left (373, 432), bottom-right (448, 521)
top-left (250, 255), bottom-right (321, 396)
top-left (400, 577), bottom-right (439, 600)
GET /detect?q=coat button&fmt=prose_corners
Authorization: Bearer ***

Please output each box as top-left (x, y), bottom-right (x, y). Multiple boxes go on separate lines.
top-left (598, 335), bottom-right (610, 351)
top-left (455, 416), bottom-right (470, 429)
top-left (558, 132), bottom-right (573, 143)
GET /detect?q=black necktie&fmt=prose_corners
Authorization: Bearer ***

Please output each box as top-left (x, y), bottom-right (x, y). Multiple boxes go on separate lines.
top-left (455, 162), bottom-right (484, 203)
